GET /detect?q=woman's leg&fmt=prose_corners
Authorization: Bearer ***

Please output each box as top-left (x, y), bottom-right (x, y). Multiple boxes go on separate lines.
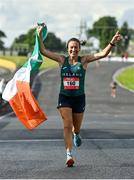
top-left (59, 107), bottom-right (75, 166)
top-left (72, 112), bottom-right (84, 134)
top-left (58, 107), bottom-right (73, 151)
top-left (72, 113), bottom-right (84, 147)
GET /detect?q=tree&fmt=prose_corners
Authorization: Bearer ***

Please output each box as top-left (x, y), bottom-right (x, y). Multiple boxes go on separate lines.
top-left (87, 16), bottom-right (118, 49)
top-left (12, 28), bottom-right (35, 52)
top-left (119, 21), bottom-right (131, 52)
top-left (0, 30), bottom-right (6, 50)
top-left (12, 29), bottom-right (66, 53)
top-left (44, 32), bottom-right (66, 51)
top-left (25, 28), bottom-right (36, 50)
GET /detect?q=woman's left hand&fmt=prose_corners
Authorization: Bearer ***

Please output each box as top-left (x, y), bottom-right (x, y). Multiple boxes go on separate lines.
top-left (111, 31), bottom-right (122, 45)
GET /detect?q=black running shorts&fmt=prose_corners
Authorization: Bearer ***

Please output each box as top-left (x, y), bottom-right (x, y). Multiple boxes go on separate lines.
top-left (57, 94), bottom-right (86, 113)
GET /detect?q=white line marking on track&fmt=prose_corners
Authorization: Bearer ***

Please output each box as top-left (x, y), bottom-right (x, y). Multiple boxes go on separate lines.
top-left (0, 112), bottom-right (13, 120)
top-left (0, 138), bottom-right (134, 143)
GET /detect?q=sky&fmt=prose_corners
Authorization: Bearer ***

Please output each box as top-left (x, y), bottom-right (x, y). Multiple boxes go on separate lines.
top-left (0, 0), bottom-right (134, 47)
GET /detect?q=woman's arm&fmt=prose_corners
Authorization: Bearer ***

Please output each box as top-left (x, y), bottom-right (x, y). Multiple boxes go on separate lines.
top-left (82, 31), bottom-right (121, 64)
top-left (37, 24), bottom-right (65, 64)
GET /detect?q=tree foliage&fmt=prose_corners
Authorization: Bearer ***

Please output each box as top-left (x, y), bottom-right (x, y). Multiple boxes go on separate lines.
top-left (44, 32), bottom-right (66, 51)
top-left (12, 28), bottom-right (36, 51)
top-left (12, 28), bottom-right (66, 52)
top-left (0, 30), bottom-right (6, 49)
top-left (86, 16), bottom-right (133, 54)
top-left (119, 21), bottom-right (131, 52)
top-left (88, 16), bottom-right (118, 49)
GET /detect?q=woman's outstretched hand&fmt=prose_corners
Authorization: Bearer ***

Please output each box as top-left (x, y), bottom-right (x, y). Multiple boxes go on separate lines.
top-left (111, 31), bottom-right (122, 45)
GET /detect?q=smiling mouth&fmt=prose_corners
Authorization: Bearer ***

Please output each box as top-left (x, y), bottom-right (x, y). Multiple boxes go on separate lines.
top-left (71, 53), bottom-right (77, 56)
top-left (71, 51), bottom-right (78, 54)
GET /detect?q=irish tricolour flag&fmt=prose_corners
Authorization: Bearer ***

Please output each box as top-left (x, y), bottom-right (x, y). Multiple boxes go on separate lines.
top-left (2, 24), bottom-right (47, 129)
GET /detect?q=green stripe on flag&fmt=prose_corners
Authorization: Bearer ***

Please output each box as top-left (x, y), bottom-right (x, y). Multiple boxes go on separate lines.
top-left (23, 25), bottom-right (47, 71)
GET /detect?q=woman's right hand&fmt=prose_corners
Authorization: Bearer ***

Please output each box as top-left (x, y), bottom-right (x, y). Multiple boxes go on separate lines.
top-left (36, 23), bottom-right (46, 36)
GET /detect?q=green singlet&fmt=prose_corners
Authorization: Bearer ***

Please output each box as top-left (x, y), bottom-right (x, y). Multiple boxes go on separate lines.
top-left (60, 56), bottom-right (86, 96)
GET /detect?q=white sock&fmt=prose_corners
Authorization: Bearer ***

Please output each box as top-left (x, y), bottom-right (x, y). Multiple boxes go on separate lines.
top-left (66, 148), bottom-right (72, 156)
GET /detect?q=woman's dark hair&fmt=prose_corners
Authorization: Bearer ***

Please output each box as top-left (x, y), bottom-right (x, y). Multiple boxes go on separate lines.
top-left (66, 38), bottom-right (87, 49)
top-left (66, 38), bottom-right (81, 49)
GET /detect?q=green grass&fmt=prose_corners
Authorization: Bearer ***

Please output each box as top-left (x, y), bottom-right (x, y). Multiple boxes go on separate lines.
top-left (116, 66), bottom-right (134, 91)
top-left (0, 55), bottom-right (58, 70)
top-left (40, 57), bottom-right (58, 70)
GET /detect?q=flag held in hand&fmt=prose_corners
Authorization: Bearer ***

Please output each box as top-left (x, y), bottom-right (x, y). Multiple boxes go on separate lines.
top-left (2, 24), bottom-right (47, 129)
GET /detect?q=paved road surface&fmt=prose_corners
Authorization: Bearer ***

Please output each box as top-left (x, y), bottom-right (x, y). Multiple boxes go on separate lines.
top-left (0, 61), bottom-right (134, 179)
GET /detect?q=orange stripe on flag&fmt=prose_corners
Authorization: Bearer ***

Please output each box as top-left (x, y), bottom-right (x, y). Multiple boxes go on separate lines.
top-left (9, 80), bottom-right (47, 129)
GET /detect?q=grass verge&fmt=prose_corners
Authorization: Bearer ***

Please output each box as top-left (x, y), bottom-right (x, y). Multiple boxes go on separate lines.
top-left (0, 55), bottom-right (58, 70)
top-left (116, 66), bottom-right (134, 91)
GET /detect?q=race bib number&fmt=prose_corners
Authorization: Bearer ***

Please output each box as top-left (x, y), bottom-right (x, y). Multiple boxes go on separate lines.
top-left (63, 77), bottom-right (79, 89)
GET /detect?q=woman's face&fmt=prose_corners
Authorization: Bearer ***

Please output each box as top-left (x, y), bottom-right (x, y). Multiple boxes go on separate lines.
top-left (67, 41), bottom-right (80, 59)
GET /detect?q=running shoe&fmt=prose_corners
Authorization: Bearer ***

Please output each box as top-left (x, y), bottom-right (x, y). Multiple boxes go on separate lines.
top-left (66, 154), bottom-right (74, 167)
top-left (73, 133), bottom-right (82, 147)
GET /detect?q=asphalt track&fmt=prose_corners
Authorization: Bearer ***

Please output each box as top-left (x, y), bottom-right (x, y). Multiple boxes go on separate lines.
top-left (0, 60), bottom-right (134, 179)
